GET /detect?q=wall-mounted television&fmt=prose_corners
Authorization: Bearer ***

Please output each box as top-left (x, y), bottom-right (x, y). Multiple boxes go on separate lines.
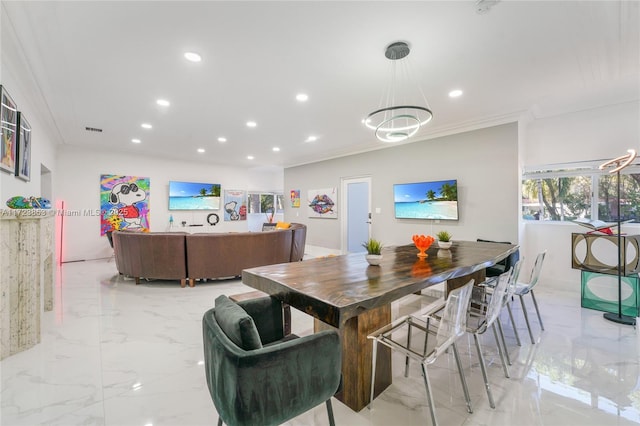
top-left (169, 181), bottom-right (221, 210)
top-left (393, 179), bottom-right (459, 220)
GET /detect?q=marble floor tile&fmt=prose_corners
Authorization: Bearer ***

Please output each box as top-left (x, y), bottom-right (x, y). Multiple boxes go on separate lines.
top-left (1, 258), bottom-right (639, 425)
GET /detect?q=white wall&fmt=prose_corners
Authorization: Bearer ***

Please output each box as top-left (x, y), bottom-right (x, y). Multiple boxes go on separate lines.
top-left (56, 145), bottom-right (283, 262)
top-left (0, 6), bottom-right (58, 204)
top-left (520, 101), bottom-right (640, 289)
top-left (524, 101), bottom-right (640, 166)
top-left (284, 123), bottom-right (519, 251)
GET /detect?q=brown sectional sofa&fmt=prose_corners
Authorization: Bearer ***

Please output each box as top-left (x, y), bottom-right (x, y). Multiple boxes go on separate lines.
top-left (112, 223), bottom-right (306, 287)
top-left (112, 231), bottom-right (188, 287)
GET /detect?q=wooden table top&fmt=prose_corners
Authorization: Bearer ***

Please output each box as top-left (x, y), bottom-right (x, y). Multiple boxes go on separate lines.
top-left (242, 240), bottom-right (518, 328)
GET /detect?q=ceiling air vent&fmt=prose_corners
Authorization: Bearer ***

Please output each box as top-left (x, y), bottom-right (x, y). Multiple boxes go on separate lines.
top-left (85, 126), bottom-right (103, 133)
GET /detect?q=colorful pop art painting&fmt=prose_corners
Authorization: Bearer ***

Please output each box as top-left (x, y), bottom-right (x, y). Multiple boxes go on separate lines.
top-left (223, 190), bottom-right (247, 221)
top-left (290, 189), bottom-right (300, 208)
top-left (308, 187), bottom-right (337, 219)
top-left (0, 86), bottom-right (17, 174)
top-left (100, 174), bottom-right (150, 235)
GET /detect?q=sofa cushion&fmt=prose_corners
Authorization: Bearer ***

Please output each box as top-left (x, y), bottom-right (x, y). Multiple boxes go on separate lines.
top-left (214, 295), bottom-right (263, 350)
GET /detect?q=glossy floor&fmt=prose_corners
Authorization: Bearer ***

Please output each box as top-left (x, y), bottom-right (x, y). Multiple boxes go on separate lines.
top-left (1, 258), bottom-right (639, 426)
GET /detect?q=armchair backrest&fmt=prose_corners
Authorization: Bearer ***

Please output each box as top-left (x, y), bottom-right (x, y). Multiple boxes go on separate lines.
top-left (485, 270), bottom-right (511, 329)
top-left (525, 250), bottom-right (547, 290)
top-left (477, 238), bottom-right (520, 271)
top-left (289, 223), bottom-right (307, 262)
top-left (504, 259), bottom-right (523, 301)
top-left (433, 280), bottom-right (473, 359)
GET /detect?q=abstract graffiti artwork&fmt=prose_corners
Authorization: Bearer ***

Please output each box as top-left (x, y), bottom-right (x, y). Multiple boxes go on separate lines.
top-left (100, 174), bottom-right (150, 235)
top-left (223, 190), bottom-right (247, 221)
top-left (307, 187), bottom-right (337, 219)
top-left (0, 86), bottom-right (17, 174)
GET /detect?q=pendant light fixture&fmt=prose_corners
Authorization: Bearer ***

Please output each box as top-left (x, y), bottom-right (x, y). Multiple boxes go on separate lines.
top-left (364, 41), bottom-right (433, 143)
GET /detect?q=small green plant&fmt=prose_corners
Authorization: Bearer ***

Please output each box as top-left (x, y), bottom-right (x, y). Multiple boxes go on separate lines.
top-left (436, 231), bottom-right (451, 242)
top-left (362, 238), bottom-right (383, 255)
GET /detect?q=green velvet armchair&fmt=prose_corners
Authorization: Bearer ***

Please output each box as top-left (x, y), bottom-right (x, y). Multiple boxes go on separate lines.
top-left (203, 295), bottom-right (341, 426)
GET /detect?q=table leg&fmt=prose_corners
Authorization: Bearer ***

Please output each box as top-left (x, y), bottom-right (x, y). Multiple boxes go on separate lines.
top-left (314, 303), bottom-right (391, 412)
top-left (446, 270), bottom-right (486, 296)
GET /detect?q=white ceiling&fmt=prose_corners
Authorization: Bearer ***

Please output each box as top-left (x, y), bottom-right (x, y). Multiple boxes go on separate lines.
top-left (2, 1), bottom-right (639, 170)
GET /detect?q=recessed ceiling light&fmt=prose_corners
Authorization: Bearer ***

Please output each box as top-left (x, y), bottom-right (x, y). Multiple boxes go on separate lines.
top-left (306, 135), bottom-right (317, 142)
top-left (156, 99), bottom-right (170, 107)
top-left (246, 121), bottom-right (257, 128)
top-left (217, 137), bottom-right (227, 143)
top-left (272, 147), bottom-right (280, 152)
top-left (197, 148), bottom-right (205, 153)
top-left (247, 155), bottom-right (254, 160)
top-left (131, 138), bottom-right (141, 144)
top-left (141, 123), bottom-right (152, 129)
top-left (184, 52), bottom-right (202, 62)
top-left (449, 89), bottom-right (463, 98)
top-left (296, 93), bottom-right (308, 102)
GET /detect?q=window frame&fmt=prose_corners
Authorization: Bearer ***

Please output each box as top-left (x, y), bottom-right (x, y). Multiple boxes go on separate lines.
top-left (522, 159), bottom-right (640, 223)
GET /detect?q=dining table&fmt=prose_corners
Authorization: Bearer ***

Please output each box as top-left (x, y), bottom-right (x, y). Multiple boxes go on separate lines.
top-left (241, 240), bottom-right (518, 412)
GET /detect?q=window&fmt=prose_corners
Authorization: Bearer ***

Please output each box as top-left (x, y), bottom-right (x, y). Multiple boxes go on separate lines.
top-left (260, 194), bottom-right (274, 214)
top-left (522, 160), bottom-right (640, 223)
top-left (246, 192), bottom-right (283, 214)
top-left (248, 193), bottom-right (261, 214)
top-left (275, 194), bottom-right (284, 214)
top-left (598, 174), bottom-right (640, 222)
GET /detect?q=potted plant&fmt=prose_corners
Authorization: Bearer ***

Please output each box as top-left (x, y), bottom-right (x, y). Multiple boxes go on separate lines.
top-left (362, 238), bottom-right (384, 266)
top-left (436, 231), bottom-right (453, 249)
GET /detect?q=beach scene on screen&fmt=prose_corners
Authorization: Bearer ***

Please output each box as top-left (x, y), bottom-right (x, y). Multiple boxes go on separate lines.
top-left (394, 180), bottom-right (458, 220)
top-left (169, 181), bottom-right (221, 210)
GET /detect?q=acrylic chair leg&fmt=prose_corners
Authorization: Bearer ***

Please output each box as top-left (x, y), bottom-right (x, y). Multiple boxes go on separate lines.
top-left (421, 362), bottom-right (439, 426)
top-left (473, 334), bottom-right (496, 409)
top-left (506, 302), bottom-right (522, 346)
top-left (452, 342), bottom-right (473, 414)
top-left (530, 290), bottom-right (544, 331)
top-left (519, 295), bottom-right (535, 344)
top-left (326, 399), bottom-right (335, 426)
top-left (492, 323), bottom-right (510, 378)
top-left (495, 318), bottom-right (512, 365)
top-left (369, 339), bottom-right (378, 410)
top-left (423, 320), bottom-right (430, 355)
top-left (405, 320), bottom-right (412, 377)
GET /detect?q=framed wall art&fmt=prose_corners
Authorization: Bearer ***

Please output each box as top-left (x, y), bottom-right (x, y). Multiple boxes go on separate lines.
top-left (290, 189), bottom-right (300, 208)
top-left (223, 190), bottom-right (247, 221)
top-left (100, 174), bottom-right (150, 235)
top-left (0, 85), bottom-right (18, 174)
top-left (15, 112), bottom-right (31, 181)
top-left (308, 187), bottom-right (337, 219)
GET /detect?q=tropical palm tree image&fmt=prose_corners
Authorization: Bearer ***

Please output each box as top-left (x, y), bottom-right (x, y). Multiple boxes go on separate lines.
top-left (394, 179), bottom-right (459, 220)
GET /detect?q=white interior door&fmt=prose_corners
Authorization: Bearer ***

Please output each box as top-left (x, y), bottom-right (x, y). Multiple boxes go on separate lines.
top-left (342, 177), bottom-right (371, 253)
